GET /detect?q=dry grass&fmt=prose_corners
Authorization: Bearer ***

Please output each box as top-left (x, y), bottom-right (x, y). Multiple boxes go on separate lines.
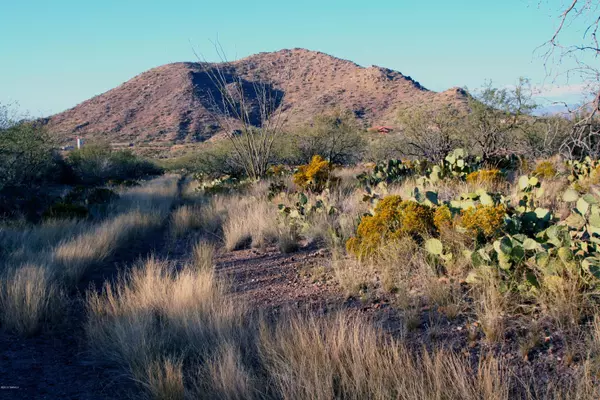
top-left (192, 240), bottom-right (215, 272)
top-left (475, 273), bottom-right (507, 344)
top-left (260, 312), bottom-right (509, 400)
top-left (53, 210), bottom-right (162, 284)
top-left (198, 344), bottom-right (257, 400)
top-left (87, 255), bottom-right (516, 400)
top-left (0, 176), bottom-right (179, 336)
top-left (111, 175), bottom-right (180, 216)
top-left (277, 224), bottom-right (300, 254)
top-left (331, 253), bottom-right (373, 297)
top-left (86, 256), bottom-right (245, 390)
top-left (539, 272), bottom-right (587, 329)
top-left (169, 205), bottom-right (204, 238)
top-left (142, 358), bottom-right (185, 400)
top-left (0, 264), bottom-right (66, 336)
top-left (0, 219), bottom-right (89, 270)
top-left (223, 196), bottom-right (278, 251)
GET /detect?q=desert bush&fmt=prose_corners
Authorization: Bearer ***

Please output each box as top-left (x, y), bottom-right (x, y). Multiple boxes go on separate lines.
top-left (397, 104), bottom-right (465, 162)
top-left (346, 195), bottom-right (434, 259)
top-left (288, 110), bottom-right (367, 165)
top-left (67, 143), bottom-right (162, 185)
top-left (162, 140), bottom-right (246, 178)
top-left (465, 169), bottom-right (504, 185)
top-left (459, 204), bottom-right (506, 241)
top-left (533, 160), bottom-right (558, 179)
top-left (293, 155), bottom-right (336, 193)
top-left (0, 122), bottom-right (62, 219)
top-left (466, 79), bottom-right (536, 160)
top-left (433, 204), bottom-right (454, 232)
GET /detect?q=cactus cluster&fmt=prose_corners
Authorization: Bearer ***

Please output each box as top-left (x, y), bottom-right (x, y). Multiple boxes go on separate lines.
top-left (566, 157), bottom-right (600, 185)
top-left (357, 159), bottom-right (413, 187)
top-left (278, 192), bottom-right (337, 236)
top-left (194, 174), bottom-right (248, 194)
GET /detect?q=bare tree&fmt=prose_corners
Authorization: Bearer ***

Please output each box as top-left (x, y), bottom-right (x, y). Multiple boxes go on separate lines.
top-left (539, 0), bottom-right (600, 159)
top-left (396, 104), bottom-right (465, 162)
top-left (193, 44), bottom-right (288, 179)
top-left (467, 78), bottom-right (537, 161)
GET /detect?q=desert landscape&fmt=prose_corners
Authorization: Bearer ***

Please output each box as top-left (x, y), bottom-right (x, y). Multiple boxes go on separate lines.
top-left (2, 1), bottom-right (600, 399)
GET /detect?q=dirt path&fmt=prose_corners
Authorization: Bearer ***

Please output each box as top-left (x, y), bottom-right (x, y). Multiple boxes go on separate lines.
top-left (215, 246), bottom-right (343, 312)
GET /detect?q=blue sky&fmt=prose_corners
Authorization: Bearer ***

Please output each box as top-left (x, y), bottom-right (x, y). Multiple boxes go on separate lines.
top-left (0, 0), bottom-right (594, 116)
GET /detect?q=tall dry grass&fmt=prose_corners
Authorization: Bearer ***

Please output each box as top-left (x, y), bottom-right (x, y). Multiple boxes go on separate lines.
top-left (260, 313), bottom-right (509, 400)
top-left (0, 264), bottom-right (65, 336)
top-left (169, 205), bottom-right (204, 238)
top-left (86, 254), bottom-right (514, 400)
top-left (0, 175), bottom-right (179, 336)
top-left (85, 250), bottom-right (600, 400)
top-left (222, 196), bottom-right (278, 251)
top-left (86, 256), bottom-right (245, 386)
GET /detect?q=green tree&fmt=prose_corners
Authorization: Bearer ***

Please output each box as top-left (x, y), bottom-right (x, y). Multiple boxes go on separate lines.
top-left (292, 110), bottom-right (366, 165)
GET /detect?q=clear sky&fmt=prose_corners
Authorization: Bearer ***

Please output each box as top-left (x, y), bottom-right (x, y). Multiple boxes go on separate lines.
top-left (0, 0), bottom-right (593, 117)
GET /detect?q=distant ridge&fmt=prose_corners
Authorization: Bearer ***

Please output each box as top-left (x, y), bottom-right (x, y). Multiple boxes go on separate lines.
top-left (45, 48), bottom-right (469, 143)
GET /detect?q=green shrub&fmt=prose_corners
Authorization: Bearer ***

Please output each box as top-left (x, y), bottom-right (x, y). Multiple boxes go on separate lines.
top-left (0, 122), bottom-right (61, 219)
top-left (43, 202), bottom-right (89, 220)
top-left (160, 141), bottom-right (246, 178)
top-left (67, 143), bottom-right (162, 184)
top-left (286, 110), bottom-right (366, 165)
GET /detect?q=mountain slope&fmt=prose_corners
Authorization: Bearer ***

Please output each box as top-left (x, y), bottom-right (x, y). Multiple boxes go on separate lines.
top-left (45, 48), bottom-right (468, 143)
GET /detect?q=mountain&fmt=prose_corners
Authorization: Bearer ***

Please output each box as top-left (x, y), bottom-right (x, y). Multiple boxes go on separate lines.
top-left (44, 48), bottom-right (469, 144)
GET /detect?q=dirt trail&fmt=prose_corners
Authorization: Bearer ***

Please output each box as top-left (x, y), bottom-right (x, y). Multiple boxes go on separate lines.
top-left (215, 246), bottom-right (342, 312)
top-left (0, 178), bottom-right (348, 399)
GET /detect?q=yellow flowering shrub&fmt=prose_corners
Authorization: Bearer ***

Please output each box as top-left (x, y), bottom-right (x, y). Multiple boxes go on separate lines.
top-left (591, 165), bottom-right (600, 184)
top-left (293, 155), bottom-right (334, 193)
top-left (433, 205), bottom-right (453, 232)
top-left (459, 204), bottom-right (506, 239)
top-left (346, 195), bottom-right (434, 259)
top-left (465, 169), bottom-right (504, 184)
top-left (533, 161), bottom-right (557, 179)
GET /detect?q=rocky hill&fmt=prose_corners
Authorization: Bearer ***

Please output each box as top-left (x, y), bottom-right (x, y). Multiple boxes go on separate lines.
top-left (45, 48), bottom-right (469, 144)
